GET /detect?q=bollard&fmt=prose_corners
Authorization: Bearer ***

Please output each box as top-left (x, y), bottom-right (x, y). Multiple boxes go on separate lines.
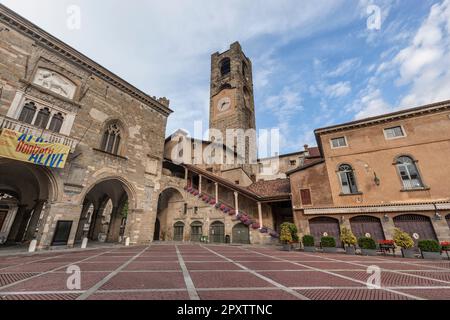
top-left (81, 237), bottom-right (88, 249)
top-left (125, 237), bottom-right (130, 246)
top-left (28, 239), bottom-right (37, 253)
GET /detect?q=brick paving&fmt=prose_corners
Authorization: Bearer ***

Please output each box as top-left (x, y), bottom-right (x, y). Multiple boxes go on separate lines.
top-left (0, 244), bottom-right (448, 300)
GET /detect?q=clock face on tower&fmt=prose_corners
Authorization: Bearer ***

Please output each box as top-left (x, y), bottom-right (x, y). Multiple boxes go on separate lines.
top-left (217, 97), bottom-right (231, 113)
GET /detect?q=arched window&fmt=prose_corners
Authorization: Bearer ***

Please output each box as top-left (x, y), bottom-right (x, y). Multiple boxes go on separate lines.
top-left (18, 102), bottom-right (37, 124)
top-left (34, 107), bottom-right (51, 129)
top-left (396, 156), bottom-right (423, 189)
top-left (48, 113), bottom-right (64, 133)
top-left (242, 61), bottom-right (248, 77)
top-left (101, 122), bottom-right (121, 155)
top-left (220, 58), bottom-right (231, 76)
top-left (338, 164), bottom-right (358, 194)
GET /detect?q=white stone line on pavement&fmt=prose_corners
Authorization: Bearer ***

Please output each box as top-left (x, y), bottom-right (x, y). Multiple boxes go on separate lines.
top-left (240, 247), bottom-right (424, 301)
top-left (76, 246), bottom-right (150, 300)
top-left (0, 248), bottom-right (117, 292)
top-left (175, 245), bottom-right (200, 301)
top-left (200, 245), bottom-right (310, 301)
top-left (370, 256), bottom-right (450, 271)
top-left (300, 252), bottom-right (450, 286)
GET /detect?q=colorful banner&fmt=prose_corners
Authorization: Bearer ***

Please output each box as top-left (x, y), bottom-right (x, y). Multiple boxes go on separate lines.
top-left (0, 128), bottom-right (70, 169)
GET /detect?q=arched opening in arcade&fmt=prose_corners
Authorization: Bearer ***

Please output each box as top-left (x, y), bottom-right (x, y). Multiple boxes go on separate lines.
top-left (209, 221), bottom-right (225, 243)
top-left (393, 214), bottom-right (437, 245)
top-left (75, 179), bottom-right (132, 244)
top-left (232, 223), bottom-right (250, 244)
top-left (154, 188), bottom-right (185, 241)
top-left (0, 159), bottom-right (55, 246)
top-left (350, 215), bottom-right (385, 242)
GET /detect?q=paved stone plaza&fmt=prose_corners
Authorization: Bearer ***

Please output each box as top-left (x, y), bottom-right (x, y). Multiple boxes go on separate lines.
top-left (0, 244), bottom-right (449, 300)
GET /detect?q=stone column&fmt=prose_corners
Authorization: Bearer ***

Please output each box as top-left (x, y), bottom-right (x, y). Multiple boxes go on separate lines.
top-left (199, 175), bottom-right (203, 194)
top-left (257, 202), bottom-right (263, 229)
top-left (380, 215), bottom-right (396, 240)
top-left (24, 200), bottom-right (46, 241)
top-left (7, 205), bottom-right (27, 242)
top-left (215, 183), bottom-right (219, 203)
top-left (185, 168), bottom-right (189, 187)
top-left (234, 192), bottom-right (239, 216)
top-left (107, 207), bottom-right (122, 243)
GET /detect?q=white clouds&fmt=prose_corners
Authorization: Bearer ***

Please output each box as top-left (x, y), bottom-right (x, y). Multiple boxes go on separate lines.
top-left (327, 58), bottom-right (361, 77)
top-left (325, 81), bottom-right (352, 98)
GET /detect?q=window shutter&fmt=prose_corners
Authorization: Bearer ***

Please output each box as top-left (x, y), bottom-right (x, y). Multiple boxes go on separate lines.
top-left (300, 189), bottom-right (312, 206)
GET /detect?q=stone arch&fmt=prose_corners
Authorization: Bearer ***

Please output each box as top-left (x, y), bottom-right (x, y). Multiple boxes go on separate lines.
top-left (350, 215), bottom-right (385, 242)
top-left (77, 177), bottom-right (134, 243)
top-left (0, 159), bottom-right (60, 243)
top-left (232, 223), bottom-right (250, 244)
top-left (156, 187), bottom-right (185, 241)
top-left (209, 221), bottom-right (225, 243)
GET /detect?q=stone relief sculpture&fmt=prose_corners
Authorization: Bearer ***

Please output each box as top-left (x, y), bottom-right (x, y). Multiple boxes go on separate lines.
top-left (33, 68), bottom-right (76, 99)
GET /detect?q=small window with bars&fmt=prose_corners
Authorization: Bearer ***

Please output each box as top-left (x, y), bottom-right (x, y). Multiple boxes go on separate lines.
top-left (331, 137), bottom-right (347, 149)
top-left (384, 126), bottom-right (405, 139)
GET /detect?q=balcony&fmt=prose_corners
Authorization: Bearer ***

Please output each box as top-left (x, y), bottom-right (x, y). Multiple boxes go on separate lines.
top-left (0, 115), bottom-right (77, 152)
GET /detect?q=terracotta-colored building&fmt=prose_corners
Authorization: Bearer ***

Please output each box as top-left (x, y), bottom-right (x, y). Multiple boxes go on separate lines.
top-left (288, 100), bottom-right (450, 246)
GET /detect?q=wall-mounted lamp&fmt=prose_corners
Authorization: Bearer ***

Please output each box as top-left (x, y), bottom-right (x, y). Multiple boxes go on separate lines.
top-left (383, 214), bottom-right (389, 222)
top-left (434, 212), bottom-right (442, 221)
top-left (374, 172), bottom-right (381, 186)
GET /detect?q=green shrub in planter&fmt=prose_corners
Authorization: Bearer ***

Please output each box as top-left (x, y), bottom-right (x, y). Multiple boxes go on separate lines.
top-left (302, 235), bottom-right (315, 252)
top-left (419, 240), bottom-right (442, 260)
top-left (358, 237), bottom-right (377, 256)
top-left (321, 236), bottom-right (337, 253)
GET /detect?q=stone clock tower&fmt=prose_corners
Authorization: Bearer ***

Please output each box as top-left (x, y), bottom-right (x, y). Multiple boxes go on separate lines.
top-left (209, 42), bottom-right (256, 141)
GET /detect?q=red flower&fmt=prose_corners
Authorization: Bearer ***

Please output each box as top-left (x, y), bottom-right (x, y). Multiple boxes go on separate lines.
top-left (379, 240), bottom-right (395, 245)
top-left (441, 242), bottom-right (450, 249)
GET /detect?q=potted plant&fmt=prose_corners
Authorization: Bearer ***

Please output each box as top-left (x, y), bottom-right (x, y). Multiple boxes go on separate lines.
top-left (419, 240), bottom-right (442, 260)
top-left (340, 227), bottom-right (357, 255)
top-left (302, 235), bottom-right (315, 252)
top-left (358, 237), bottom-right (377, 256)
top-left (393, 228), bottom-right (416, 258)
top-left (321, 236), bottom-right (337, 253)
top-left (280, 223), bottom-right (292, 251)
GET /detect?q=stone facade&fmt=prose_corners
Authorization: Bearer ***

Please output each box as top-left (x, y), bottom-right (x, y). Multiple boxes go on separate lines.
top-left (0, 5), bottom-right (171, 248)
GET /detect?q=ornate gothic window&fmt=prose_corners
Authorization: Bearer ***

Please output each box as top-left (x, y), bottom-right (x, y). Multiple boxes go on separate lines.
top-left (48, 113), bottom-right (64, 133)
top-left (338, 164), bottom-right (358, 194)
top-left (34, 107), bottom-right (51, 129)
top-left (101, 123), bottom-right (122, 155)
top-left (18, 102), bottom-right (37, 124)
top-left (220, 58), bottom-right (231, 76)
top-left (396, 156), bottom-right (423, 190)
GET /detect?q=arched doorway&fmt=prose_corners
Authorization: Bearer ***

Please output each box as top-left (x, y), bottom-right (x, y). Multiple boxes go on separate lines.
top-left (350, 216), bottom-right (385, 242)
top-left (0, 160), bottom-right (54, 245)
top-left (190, 221), bottom-right (203, 242)
top-left (77, 179), bottom-right (131, 244)
top-left (156, 188), bottom-right (185, 242)
top-left (232, 223), bottom-right (250, 244)
top-left (210, 221), bottom-right (225, 243)
top-left (153, 218), bottom-right (161, 241)
top-left (393, 214), bottom-right (437, 244)
top-left (309, 217), bottom-right (340, 247)
top-left (173, 221), bottom-right (184, 241)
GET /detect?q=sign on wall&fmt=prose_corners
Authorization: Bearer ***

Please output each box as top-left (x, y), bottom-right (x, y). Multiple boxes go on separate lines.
top-left (0, 128), bottom-right (70, 169)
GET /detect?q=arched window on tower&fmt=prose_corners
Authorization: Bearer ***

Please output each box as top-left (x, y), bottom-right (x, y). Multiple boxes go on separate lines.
top-left (18, 102), bottom-right (37, 124)
top-left (220, 58), bottom-right (231, 76)
top-left (48, 112), bottom-right (64, 133)
top-left (338, 164), bottom-right (358, 194)
top-left (242, 60), bottom-right (248, 77)
top-left (34, 107), bottom-right (51, 129)
top-left (101, 122), bottom-right (122, 155)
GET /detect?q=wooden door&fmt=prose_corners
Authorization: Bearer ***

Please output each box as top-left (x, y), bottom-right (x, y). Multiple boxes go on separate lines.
top-left (232, 223), bottom-right (250, 244)
top-left (394, 214), bottom-right (437, 244)
top-left (209, 221), bottom-right (225, 243)
top-left (309, 217), bottom-right (341, 247)
top-left (350, 216), bottom-right (385, 242)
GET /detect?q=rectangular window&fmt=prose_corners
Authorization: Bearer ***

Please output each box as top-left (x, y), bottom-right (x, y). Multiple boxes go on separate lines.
top-left (331, 137), bottom-right (347, 149)
top-left (384, 126), bottom-right (405, 139)
top-left (300, 189), bottom-right (312, 206)
top-left (289, 160), bottom-right (297, 166)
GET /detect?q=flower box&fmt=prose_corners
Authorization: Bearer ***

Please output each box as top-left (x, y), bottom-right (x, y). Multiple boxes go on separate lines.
top-left (260, 228), bottom-right (268, 234)
top-left (251, 223), bottom-right (260, 230)
top-left (441, 242), bottom-right (450, 250)
top-left (379, 240), bottom-right (395, 246)
top-left (244, 220), bottom-right (252, 226)
top-left (270, 231), bottom-right (279, 238)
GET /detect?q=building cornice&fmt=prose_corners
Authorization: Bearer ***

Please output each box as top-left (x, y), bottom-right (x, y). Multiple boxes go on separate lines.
top-left (0, 4), bottom-right (173, 117)
top-left (299, 200), bottom-right (450, 215)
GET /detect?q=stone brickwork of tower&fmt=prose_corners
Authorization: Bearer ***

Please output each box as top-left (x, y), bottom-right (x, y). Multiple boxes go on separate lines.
top-left (209, 42), bottom-right (256, 141)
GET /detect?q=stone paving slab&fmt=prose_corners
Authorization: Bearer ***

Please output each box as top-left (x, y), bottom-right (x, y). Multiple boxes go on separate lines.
top-left (0, 244), bottom-right (449, 300)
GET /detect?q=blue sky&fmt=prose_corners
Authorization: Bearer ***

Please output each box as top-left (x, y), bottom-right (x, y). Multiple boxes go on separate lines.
top-left (2, 0), bottom-right (450, 154)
